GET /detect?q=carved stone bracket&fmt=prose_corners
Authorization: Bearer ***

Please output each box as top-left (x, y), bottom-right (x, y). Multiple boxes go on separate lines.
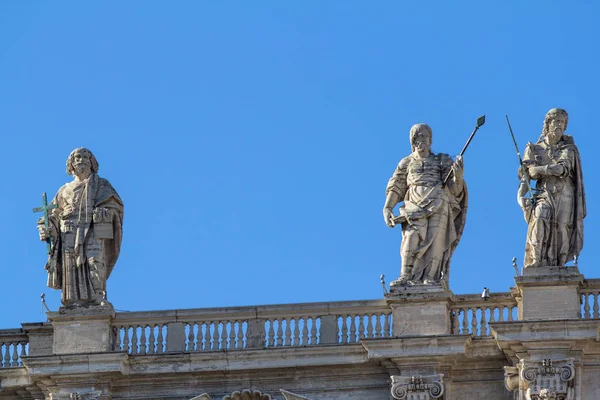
top-left (504, 358), bottom-right (575, 400)
top-left (390, 374), bottom-right (444, 400)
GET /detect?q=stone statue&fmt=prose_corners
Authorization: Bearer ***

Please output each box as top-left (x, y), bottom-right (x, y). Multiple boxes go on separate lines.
top-left (517, 108), bottom-right (586, 268)
top-left (383, 123), bottom-right (468, 286)
top-left (37, 148), bottom-right (124, 307)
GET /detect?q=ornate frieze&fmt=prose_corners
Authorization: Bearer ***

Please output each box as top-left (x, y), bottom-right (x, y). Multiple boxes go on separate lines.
top-left (390, 374), bottom-right (444, 400)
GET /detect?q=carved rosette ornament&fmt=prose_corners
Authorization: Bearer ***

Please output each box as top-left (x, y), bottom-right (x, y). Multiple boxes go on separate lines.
top-left (390, 375), bottom-right (444, 400)
top-left (504, 359), bottom-right (575, 400)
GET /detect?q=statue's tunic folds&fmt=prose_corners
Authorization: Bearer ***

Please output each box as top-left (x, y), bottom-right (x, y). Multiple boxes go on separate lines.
top-left (44, 173), bottom-right (124, 305)
top-left (522, 135), bottom-right (585, 267)
top-left (386, 153), bottom-right (467, 282)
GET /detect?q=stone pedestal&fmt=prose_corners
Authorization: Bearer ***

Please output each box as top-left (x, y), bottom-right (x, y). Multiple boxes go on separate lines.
top-left (386, 283), bottom-right (453, 336)
top-left (515, 266), bottom-right (583, 320)
top-left (47, 304), bottom-right (116, 355)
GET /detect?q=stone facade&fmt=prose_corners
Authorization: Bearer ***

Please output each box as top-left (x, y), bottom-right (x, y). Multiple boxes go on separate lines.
top-left (1, 267), bottom-right (600, 399)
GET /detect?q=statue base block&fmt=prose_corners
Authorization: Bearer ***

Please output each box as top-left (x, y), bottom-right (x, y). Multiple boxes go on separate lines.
top-left (515, 266), bottom-right (583, 320)
top-left (48, 304), bottom-right (116, 355)
top-left (386, 282), bottom-right (453, 336)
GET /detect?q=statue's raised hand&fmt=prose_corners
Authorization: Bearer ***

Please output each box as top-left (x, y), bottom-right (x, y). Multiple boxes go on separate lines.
top-left (451, 155), bottom-right (464, 181)
top-left (37, 218), bottom-right (56, 242)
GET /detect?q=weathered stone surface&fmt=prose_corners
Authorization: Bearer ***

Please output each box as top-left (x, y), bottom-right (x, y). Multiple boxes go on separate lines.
top-left (47, 305), bottom-right (116, 355)
top-left (518, 108), bottom-right (586, 269)
top-left (515, 266), bottom-right (583, 320)
top-left (386, 285), bottom-right (452, 335)
top-left (280, 390), bottom-right (311, 400)
top-left (36, 148), bottom-right (124, 308)
top-left (505, 358), bottom-right (575, 400)
top-left (383, 123), bottom-right (467, 286)
top-left (390, 374), bottom-right (444, 400)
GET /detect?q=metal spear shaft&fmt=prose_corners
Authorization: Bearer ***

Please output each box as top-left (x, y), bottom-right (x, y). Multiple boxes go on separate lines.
top-left (442, 115), bottom-right (486, 186)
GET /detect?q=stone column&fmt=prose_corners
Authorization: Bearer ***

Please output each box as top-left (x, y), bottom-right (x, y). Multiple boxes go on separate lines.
top-left (386, 284), bottom-right (453, 336)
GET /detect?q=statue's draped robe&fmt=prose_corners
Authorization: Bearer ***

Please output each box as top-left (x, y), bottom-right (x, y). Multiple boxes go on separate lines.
top-left (522, 135), bottom-right (585, 267)
top-left (44, 174), bottom-right (123, 305)
top-left (386, 153), bottom-right (467, 282)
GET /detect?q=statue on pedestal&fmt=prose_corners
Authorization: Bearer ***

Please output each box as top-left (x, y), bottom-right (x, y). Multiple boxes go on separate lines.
top-left (383, 123), bottom-right (468, 286)
top-left (517, 108), bottom-right (586, 268)
top-left (35, 148), bottom-right (124, 307)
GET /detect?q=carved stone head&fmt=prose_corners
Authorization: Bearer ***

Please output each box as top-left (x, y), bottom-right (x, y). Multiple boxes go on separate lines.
top-left (541, 108), bottom-right (569, 146)
top-left (66, 147), bottom-right (99, 176)
top-left (409, 123), bottom-right (432, 152)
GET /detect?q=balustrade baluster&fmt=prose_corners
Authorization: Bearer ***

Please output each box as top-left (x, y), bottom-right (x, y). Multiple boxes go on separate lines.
top-left (284, 318), bottom-right (292, 346)
top-left (206, 322), bottom-right (214, 350)
top-left (584, 294), bottom-right (591, 318)
top-left (508, 306), bottom-right (514, 321)
top-left (267, 319), bottom-right (275, 347)
top-left (349, 316), bottom-right (357, 343)
top-left (358, 315), bottom-right (365, 339)
top-left (123, 326), bottom-right (130, 353)
top-left (293, 318), bottom-right (300, 346)
top-left (363, 315), bottom-right (371, 339)
top-left (301, 317), bottom-right (309, 345)
top-left (148, 325), bottom-right (156, 354)
top-left (214, 321), bottom-right (222, 350)
top-left (277, 318), bottom-right (284, 347)
top-left (2, 343), bottom-right (8, 367)
top-left (19, 341), bottom-right (27, 359)
top-left (187, 323), bottom-right (196, 351)
top-left (451, 310), bottom-right (459, 334)
top-left (488, 307), bottom-right (495, 323)
top-left (237, 321), bottom-right (245, 348)
top-left (9, 344), bottom-right (17, 367)
top-left (375, 313), bottom-right (383, 338)
top-left (310, 317), bottom-right (318, 345)
top-left (228, 322), bottom-right (235, 349)
top-left (157, 324), bottom-right (164, 353)
top-left (594, 293), bottom-right (600, 319)
top-left (480, 307), bottom-right (487, 336)
top-left (461, 308), bottom-right (469, 334)
top-left (140, 326), bottom-right (148, 355)
top-left (499, 306), bottom-right (506, 322)
top-left (471, 308), bottom-right (478, 335)
top-left (131, 326), bottom-right (139, 354)
top-left (384, 313), bottom-right (391, 337)
top-left (340, 316), bottom-right (348, 344)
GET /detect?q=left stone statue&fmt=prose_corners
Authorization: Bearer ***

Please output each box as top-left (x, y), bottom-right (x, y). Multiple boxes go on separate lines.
top-left (383, 123), bottom-right (468, 286)
top-left (37, 148), bottom-right (124, 307)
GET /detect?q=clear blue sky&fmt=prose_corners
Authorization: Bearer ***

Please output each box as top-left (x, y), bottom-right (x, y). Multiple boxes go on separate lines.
top-left (1, 2), bottom-right (598, 328)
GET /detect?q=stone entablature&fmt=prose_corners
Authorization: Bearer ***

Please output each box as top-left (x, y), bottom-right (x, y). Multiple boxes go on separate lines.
top-left (1, 276), bottom-right (600, 399)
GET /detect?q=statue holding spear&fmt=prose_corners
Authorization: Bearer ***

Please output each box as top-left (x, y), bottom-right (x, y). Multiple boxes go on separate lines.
top-left (383, 116), bottom-right (484, 286)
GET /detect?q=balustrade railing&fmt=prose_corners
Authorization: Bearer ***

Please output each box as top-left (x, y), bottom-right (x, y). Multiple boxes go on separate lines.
top-left (112, 300), bottom-right (393, 354)
top-left (0, 329), bottom-right (28, 368)
top-left (449, 293), bottom-right (518, 336)
top-left (580, 279), bottom-right (600, 319)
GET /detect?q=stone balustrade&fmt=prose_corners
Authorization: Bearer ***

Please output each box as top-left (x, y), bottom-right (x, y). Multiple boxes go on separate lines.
top-left (0, 329), bottom-right (28, 368)
top-left (111, 299), bottom-right (394, 354)
top-left (0, 292), bottom-right (528, 362)
top-left (580, 278), bottom-right (600, 319)
top-left (449, 292), bottom-right (518, 336)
